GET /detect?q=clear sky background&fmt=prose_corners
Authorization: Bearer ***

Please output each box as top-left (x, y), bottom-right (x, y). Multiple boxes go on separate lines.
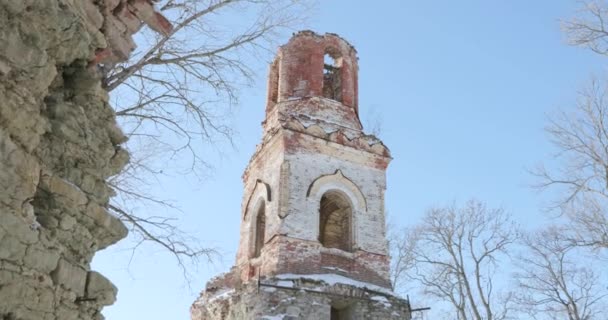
top-left (93, 1), bottom-right (606, 319)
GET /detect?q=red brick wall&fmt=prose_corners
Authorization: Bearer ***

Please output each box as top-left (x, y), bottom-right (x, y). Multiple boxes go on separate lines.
top-left (238, 235), bottom-right (391, 288)
top-left (268, 31), bottom-right (359, 113)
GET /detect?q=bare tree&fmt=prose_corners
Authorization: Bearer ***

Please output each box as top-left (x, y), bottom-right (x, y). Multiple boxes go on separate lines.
top-left (388, 224), bottom-right (416, 295)
top-left (533, 0), bottom-right (608, 251)
top-left (533, 78), bottom-right (608, 250)
top-left (562, 0), bottom-right (608, 56)
top-left (102, 0), bottom-right (311, 275)
top-left (387, 225), bottom-right (431, 320)
top-left (392, 200), bottom-right (518, 320)
top-left (514, 226), bottom-right (607, 320)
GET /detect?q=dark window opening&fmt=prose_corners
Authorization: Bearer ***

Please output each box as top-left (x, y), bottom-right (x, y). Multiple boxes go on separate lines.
top-left (253, 203), bottom-right (266, 258)
top-left (319, 191), bottom-right (352, 252)
top-left (330, 305), bottom-right (353, 320)
top-left (330, 307), bottom-right (340, 320)
top-left (323, 52), bottom-right (342, 102)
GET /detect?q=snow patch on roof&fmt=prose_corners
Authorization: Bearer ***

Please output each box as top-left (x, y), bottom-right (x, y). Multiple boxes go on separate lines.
top-left (371, 295), bottom-right (392, 308)
top-left (276, 280), bottom-right (294, 288)
top-left (261, 314), bottom-right (287, 320)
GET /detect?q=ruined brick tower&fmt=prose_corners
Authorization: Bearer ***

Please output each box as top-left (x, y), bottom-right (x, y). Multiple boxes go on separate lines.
top-left (191, 31), bottom-right (411, 320)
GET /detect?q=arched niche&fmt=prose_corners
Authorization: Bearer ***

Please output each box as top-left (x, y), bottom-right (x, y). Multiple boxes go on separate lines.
top-left (243, 179), bottom-right (271, 220)
top-left (307, 170), bottom-right (367, 212)
top-left (251, 199), bottom-right (266, 258)
top-left (319, 190), bottom-right (352, 252)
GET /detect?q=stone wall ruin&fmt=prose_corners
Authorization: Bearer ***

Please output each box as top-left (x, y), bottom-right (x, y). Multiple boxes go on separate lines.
top-left (0, 1), bottom-right (170, 319)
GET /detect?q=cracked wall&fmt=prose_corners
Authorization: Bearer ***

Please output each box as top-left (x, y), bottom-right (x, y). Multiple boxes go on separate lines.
top-left (0, 1), bottom-right (170, 319)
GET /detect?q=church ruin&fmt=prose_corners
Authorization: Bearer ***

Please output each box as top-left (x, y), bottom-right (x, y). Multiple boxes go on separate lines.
top-left (190, 31), bottom-right (411, 320)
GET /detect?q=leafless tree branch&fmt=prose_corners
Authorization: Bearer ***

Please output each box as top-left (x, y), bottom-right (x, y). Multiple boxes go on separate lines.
top-left (563, 1), bottom-right (608, 56)
top-left (390, 200), bottom-right (518, 320)
top-left (532, 77), bottom-right (608, 250)
top-left (514, 226), bottom-right (607, 320)
top-left (103, 0), bottom-right (312, 277)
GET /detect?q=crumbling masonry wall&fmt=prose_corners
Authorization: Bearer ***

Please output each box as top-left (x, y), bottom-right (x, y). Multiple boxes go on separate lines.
top-left (191, 277), bottom-right (410, 320)
top-left (0, 1), bottom-right (169, 319)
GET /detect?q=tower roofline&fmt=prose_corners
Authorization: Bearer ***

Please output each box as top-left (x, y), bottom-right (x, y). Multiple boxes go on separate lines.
top-left (266, 30), bottom-right (360, 116)
top-left (282, 30), bottom-right (359, 55)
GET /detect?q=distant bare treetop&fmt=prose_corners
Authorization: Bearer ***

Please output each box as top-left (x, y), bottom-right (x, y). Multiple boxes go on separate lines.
top-left (533, 77), bottom-right (608, 250)
top-left (514, 226), bottom-right (607, 320)
top-left (390, 200), bottom-right (518, 320)
top-left (563, 0), bottom-right (608, 56)
top-left (539, 0), bottom-right (608, 250)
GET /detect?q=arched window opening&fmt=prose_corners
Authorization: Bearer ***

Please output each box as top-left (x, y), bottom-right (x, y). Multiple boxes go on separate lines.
top-left (319, 191), bottom-right (352, 251)
top-left (253, 203), bottom-right (266, 258)
top-left (322, 51), bottom-right (342, 102)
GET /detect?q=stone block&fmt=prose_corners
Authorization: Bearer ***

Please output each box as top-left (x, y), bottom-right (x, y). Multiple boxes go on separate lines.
top-left (36, 287), bottom-right (55, 312)
top-left (115, 4), bottom-right (142, 33)
top-left (55, 305), bottom-right (79, 320)
top-left (0, 211), bottom-right (39, 245)
top-left (81, 0), bottom-right (104, 29)
top-left (110, 147), bottom-right (130, 173)
top-left (23, 246), bottom-right (60, 273)
top-left (0, 236), bottom-right (27, 262)
top-left (45, 174), bottom-right (89, 207)
top-left (85, 203), bottom-right (128, 248)
top-left (59, 215), bottom-right (77, 230)
top-left (51, 259), bottom-right (87, 296)
top-left (85, 271), bottom-right (118, 306)
top-left (0, 59), bottom-right (11, 75)
top-left (104, 17), bottom-right (135, 60)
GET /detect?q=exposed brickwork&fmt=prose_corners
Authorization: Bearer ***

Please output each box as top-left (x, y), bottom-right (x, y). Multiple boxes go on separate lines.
top-left (193, 31), bottom-right (408, 319)
top-left (0, 1), bottom-right (169, 319)
top-left (95, 0), bottom-right (173, 64)
top-left (267, 31), bottom-right (359, 114)
top-left (272, 237), bottom-right (391, 288)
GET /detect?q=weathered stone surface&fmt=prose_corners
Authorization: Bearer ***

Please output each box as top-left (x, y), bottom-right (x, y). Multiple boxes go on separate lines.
top-left (23, 246), bottom-right (60, 274)
top-left (0, 0), bottom-right (172, 319)
top-left (51, 259), bottom-right (87, 297)
top-left (85, 271), bottom-right (118, 306)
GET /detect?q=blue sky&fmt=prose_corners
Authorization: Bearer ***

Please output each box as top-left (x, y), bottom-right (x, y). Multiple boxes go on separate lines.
top-left (93, 1), bottom-right (605, 319)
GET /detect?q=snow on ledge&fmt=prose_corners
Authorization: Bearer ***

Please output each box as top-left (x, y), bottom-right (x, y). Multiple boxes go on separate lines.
top-left (322, 266), bottom-right (349, 274)
top-left (274, 273), bottom-right (396, 296)
top-left (261, 314), bottom-right (287, 320)
top-left (206, 288), bottom-right (235, 303)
